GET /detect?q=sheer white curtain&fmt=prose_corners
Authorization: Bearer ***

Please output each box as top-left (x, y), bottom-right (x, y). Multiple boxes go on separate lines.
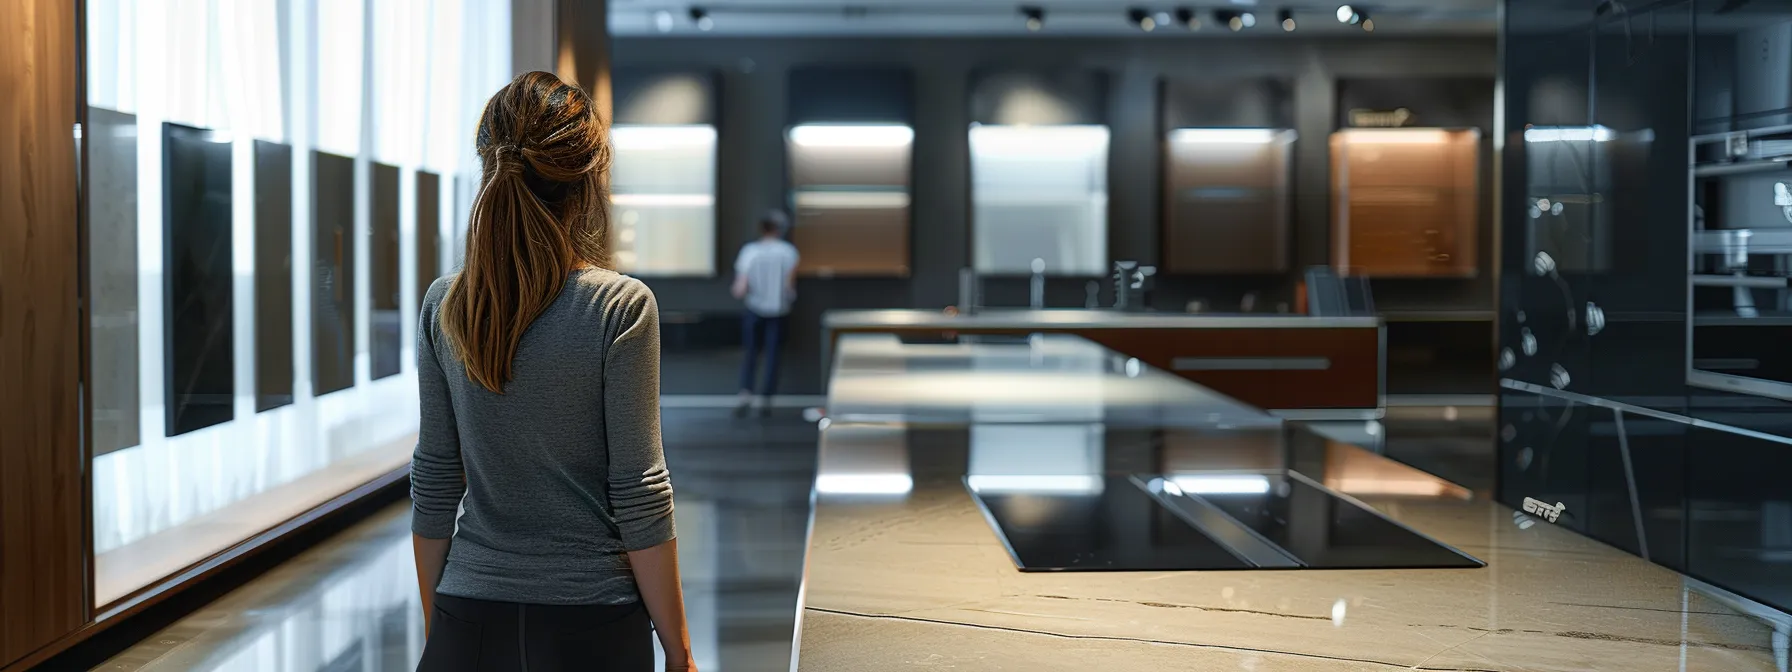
top-left (316, 0), bottom-right (366, 155)
top-left (373, 0), bottom-right (429, 165)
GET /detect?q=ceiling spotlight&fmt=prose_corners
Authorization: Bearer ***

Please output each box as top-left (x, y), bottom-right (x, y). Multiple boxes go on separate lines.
top-left (1175, 7), bottom-right (1201, 29)
top-left (689, 7), bottom-right (714, 31)
top-left (1278, 8), bottom-right (1294, 30)
top-left (1362, 16), bottom-right (1374, 31)
top-left (1240, 11), bottom-right (1257, 27)
top-left (1337, 4), bottom-right (1359, 23)
top-left (1216, 9), bottom-right (1241, 30)
top-left (1128, 7), bottom-right (1156, 31)
top-left (1153, 10), bottom-right (1174, 28)
top-left (1021, 5), bottom-right (1045, 31)
top-left (653, 9), bottom-right (675, 32)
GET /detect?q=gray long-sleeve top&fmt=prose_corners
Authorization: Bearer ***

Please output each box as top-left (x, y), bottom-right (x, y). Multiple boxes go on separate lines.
top-left (412, 268), bottom-right (675, 605)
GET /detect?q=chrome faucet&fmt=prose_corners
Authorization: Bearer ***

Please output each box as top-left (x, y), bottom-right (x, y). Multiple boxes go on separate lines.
top-left (1112, 261), bottom-right (1156, 312)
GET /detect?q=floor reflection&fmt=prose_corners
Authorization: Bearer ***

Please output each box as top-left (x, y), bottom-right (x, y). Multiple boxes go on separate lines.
top-left (97, 408), bottom-right (819, 672)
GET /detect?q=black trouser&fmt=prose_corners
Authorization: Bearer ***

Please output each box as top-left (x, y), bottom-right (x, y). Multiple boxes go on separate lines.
top-left (417, 593), bottom-right (653, 671)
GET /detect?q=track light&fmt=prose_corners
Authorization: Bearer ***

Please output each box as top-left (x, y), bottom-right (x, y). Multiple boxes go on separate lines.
top-left (1362, 15), bottom-right (1374, 31)
top-left (1217, 9), bottom-right (1254, 31)
top-left (1279, 8), bottom-right (1295, 30)
top-left (689, 7), bottom-right (713, 31)
top-left (1128, 7), bottom-right (1156, 31)
top-left (1337, 4), bottom-right (1357, 23)
top-left (1175, 7), bottom-right (1201, 30)
top-left (1020, 5), bottom-right (1045, 31)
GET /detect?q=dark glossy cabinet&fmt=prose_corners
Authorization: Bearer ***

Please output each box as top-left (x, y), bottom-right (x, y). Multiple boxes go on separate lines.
top-left (1499, 0), bottom-right (1792, 614)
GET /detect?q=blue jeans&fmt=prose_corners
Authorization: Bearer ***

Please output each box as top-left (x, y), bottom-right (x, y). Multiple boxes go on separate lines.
top-left (739, 312), bottom-right (787, 397)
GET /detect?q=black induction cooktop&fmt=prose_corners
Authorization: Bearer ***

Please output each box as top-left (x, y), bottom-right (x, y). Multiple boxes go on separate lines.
top-left (968, 473), bottom-right (1482, 571)
top-left (968, 476), bottom-right (1252, 572)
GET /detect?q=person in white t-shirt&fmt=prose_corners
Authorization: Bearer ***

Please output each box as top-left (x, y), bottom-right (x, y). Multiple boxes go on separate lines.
top-left (731, 211), bottom-right (800, 417)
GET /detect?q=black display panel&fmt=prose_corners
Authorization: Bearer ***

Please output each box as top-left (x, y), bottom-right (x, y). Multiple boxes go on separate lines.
top-left (416, 171), bottom-right (441, 310)
top-left (162, 122), bottom-right (236, 436)
top-left (254, 140), bottom-right (295, 411)
top-left (968, 477), bottom-right (1251, 571)
top-left (371, 162), bottom-right (401, 380)
top-left (312, 151), bottom-right (357, 396)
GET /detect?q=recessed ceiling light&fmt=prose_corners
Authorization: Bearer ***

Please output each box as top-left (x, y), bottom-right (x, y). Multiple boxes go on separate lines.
top-left (1336, 4), bottom-right (1358, 23)
top-left (1020, 5), bottom-right (1045, 31)
top-left (1128, 7), bottom-right (1156, 31)
top-left (1175, 7), bottom-right (1201, 29)
top-left (1278, 8), bottom-right (1295, 30)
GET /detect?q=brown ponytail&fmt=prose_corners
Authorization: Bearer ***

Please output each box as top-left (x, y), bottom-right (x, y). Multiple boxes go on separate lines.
top-left (440, 71), bottom-right (612, 393)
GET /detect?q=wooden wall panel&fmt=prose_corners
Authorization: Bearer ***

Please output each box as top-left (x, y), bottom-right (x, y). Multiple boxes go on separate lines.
top-left (0, 0), bottom-right (88, 666)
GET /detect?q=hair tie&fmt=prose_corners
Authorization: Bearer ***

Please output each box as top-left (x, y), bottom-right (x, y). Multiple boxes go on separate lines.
top-left (491, 144), bottom-right (525, 176)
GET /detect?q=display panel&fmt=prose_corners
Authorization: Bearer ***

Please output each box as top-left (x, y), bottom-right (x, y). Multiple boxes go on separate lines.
top-left (313, 151), bottom-right (358, 396)
top-left (1163, 128), bottom-right (1295, 274)
top-left (417, 171), bottom-right (442, 308)
top-left (89, 107), bottom-right (141, 454)
top-left (609, 125), bottom-right (716, 276)
top-left (970, 124), bottom-right (1109, 275)
top-left (787, 124), bottom-right (912, 276)
top-left (371, 162), bottom-right (401, 380)
top-left (162, 123), bottom-right (236, 436)
top-left (1330, 128), bottom-right (1482, 278)
top-left (254, 140), bottom-right (295, 411)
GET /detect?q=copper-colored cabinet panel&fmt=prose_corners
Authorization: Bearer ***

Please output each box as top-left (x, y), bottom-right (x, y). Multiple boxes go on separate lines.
top-left (1163, 129), bottom-right (1294, 274)
top-left (1330, 129), bottom-right (1481, 277)
top-left (786, 125), bottom-right (913, 276)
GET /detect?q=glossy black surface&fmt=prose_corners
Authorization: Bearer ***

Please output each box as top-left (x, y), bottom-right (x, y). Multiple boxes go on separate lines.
top-left (370, 162), bottom-right (401, 380)
top-left (1171, 476), bottom-right (1483, 569)
top-left (313, 151), bottom-right (357, 396)
top-left (951, 420), bottom-right (1482, 572)
top-left (255, 140), bottom-right (294, 412)
top-left (162, 123), bottom-right (235, 436)
top-left (970, 477), bottom-right (1251, 572)
top-left (1499, 0), bottom-right (1792, 615)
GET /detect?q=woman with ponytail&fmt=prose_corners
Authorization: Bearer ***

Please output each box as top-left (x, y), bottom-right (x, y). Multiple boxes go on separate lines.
top-left (411, 71), bottom-right (694, 672)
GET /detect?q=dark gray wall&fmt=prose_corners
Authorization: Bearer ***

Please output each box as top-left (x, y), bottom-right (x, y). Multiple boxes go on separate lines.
top-left (615, 36), bottom-right (1498, 394)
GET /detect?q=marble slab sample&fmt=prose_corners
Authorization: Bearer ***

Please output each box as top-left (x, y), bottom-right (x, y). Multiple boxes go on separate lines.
top-left (162, 122), bottom-right (236, 436)
top-left (88, 106), bottom-right (140, 454)
top-left (312, 151), bottom-right (357, 396)
top-left (254, 140), bottom-right (294, 411)
top-left (416, 171), bottom-right (441, 308)
top-left (370, 162), bottom-right (401, 380)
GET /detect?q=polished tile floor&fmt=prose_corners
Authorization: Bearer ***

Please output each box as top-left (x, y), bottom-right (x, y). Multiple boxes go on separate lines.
top-left (94, 408), bottom-right (819, 672)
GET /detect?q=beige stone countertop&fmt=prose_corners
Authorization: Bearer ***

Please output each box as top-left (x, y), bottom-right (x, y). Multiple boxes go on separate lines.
top-left (793, 422), bottom-right (1786, 671)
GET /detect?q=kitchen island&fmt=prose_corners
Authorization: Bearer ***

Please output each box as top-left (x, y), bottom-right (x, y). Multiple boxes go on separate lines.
top-left (791, 334), bottom-right (1784, 671)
